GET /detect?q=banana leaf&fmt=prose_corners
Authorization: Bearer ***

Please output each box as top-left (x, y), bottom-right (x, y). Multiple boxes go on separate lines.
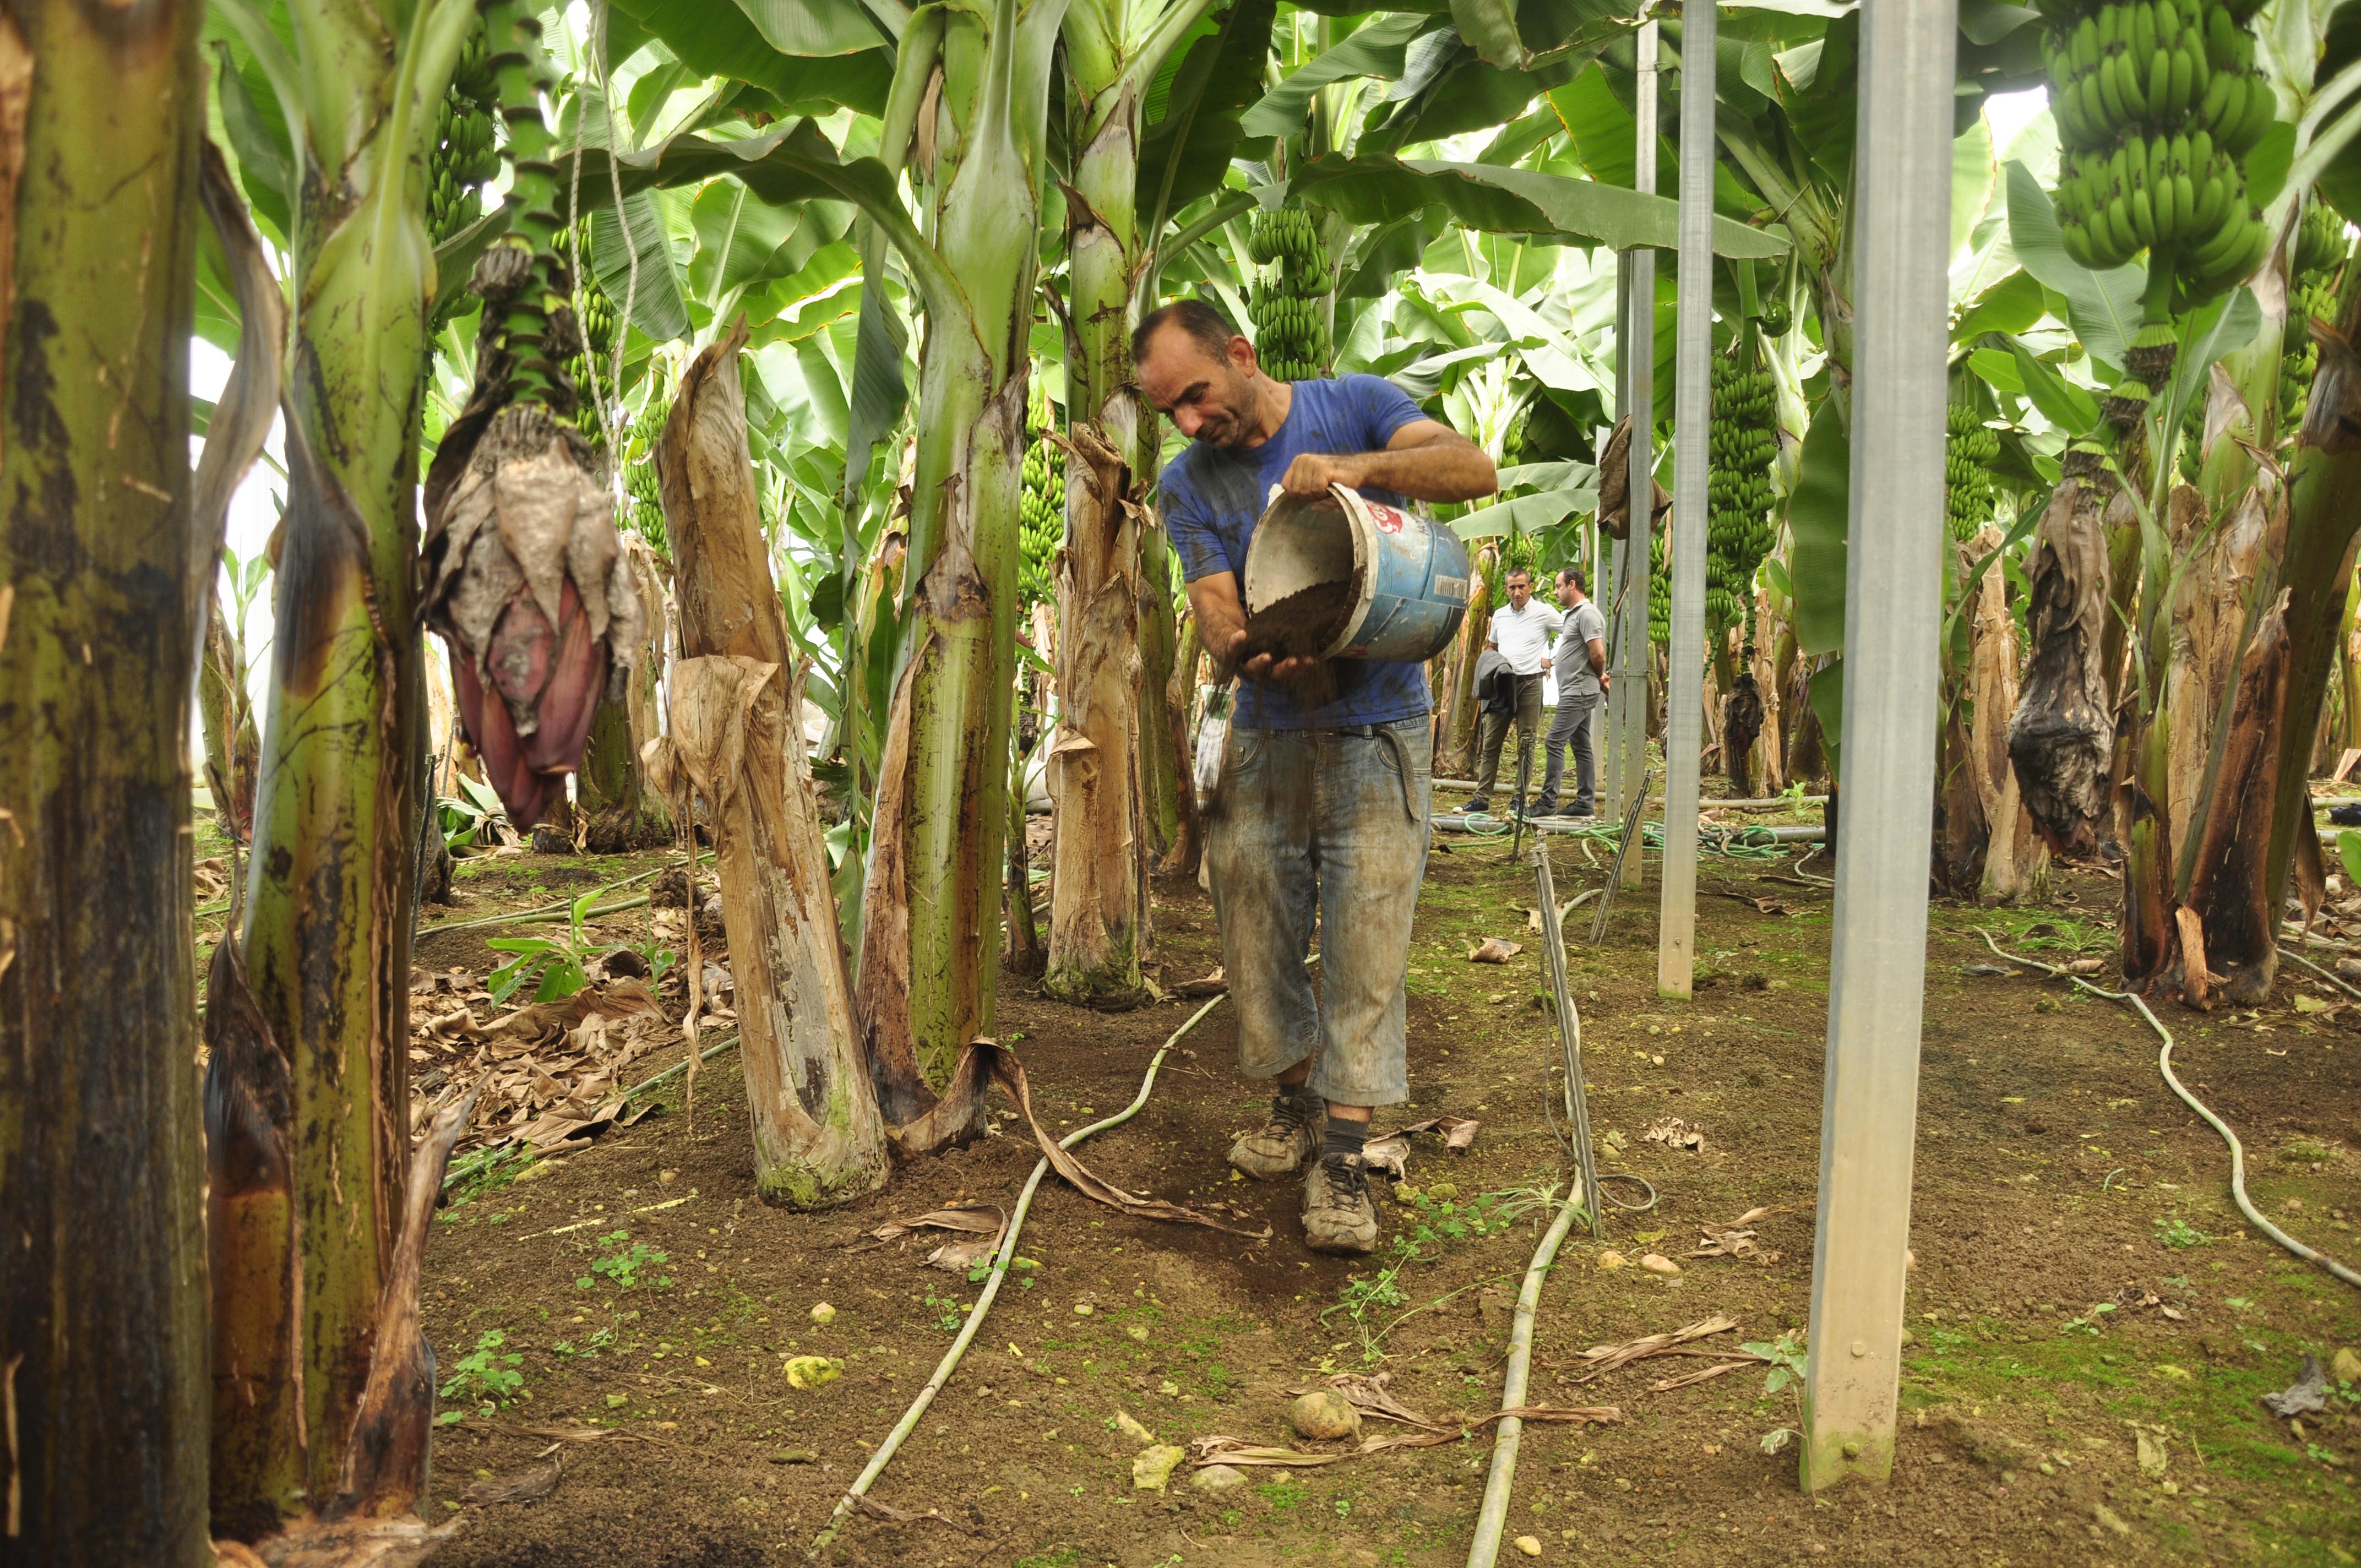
top-left (1787, 393), bottom-right (1850, 657)
top-left (2002, 159), bottom-right (2142, 375)
top-left (1239, 14), bottom-right (1430, 139)
top-left (1283, 151), bottom-right (1789, 257)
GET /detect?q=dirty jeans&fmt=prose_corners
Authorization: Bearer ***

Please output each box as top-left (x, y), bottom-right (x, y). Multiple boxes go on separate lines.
top-left (1472, 673), bottom-right (1546, 803)
top-left (1206, 717), bottom-right (1432, 1108)
top-left (1538, 696), bottom-right (1598, 815)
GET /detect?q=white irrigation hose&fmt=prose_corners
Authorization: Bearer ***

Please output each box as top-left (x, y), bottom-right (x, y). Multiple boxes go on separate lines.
top-left (813, 993), bottom-right (1230, 1549)
top-left (1465, 1194), bottom-right (1585, 1568)
top-left (1978, 931), bottom-right (2361, 1292)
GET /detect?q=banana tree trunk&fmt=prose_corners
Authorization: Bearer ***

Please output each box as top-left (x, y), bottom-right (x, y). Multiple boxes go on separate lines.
top-left (2262, 303), bottom-right (2361, 928)
top-left (0, 2), bottom-right (208, 1558)
top-left (1750, 580), bottom-right (1786, 796)
top-left (577, 541), bottom-right (673, 852)
top-left (2009, 471), bottom-right (2114, 854)
top-left (209, 0), bottom-right (509, 1528)
top-left (1966, 525), bottom-right (2048, 901)
top-left (1139, 530), bottom-right (1182, 856)
top-left (199, 600), bottom-right (260, 841)
top-left (1436, 545), bottom-right (1497, 775)
top-left (1160, 609), bottom-right (1204, 877)
top-left (659, 324), bottom-right (889, 1208)
top-left (856, 0), bottom-right (1065, 1118)
top-left (1043, 51), bottom-right (1151, 1008)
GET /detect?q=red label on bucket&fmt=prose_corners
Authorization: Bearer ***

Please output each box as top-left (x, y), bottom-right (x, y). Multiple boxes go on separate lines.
top-left (1366, 499), bottom-right (1405, 534)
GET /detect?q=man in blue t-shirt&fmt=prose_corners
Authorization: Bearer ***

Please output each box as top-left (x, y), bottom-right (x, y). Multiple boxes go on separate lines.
top-left (1135, 298), bottom-right (1495, 1255)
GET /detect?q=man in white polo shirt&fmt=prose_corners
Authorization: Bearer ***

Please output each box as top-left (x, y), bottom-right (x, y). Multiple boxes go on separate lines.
top-left (1458, 565), bottom-right (1560, 815)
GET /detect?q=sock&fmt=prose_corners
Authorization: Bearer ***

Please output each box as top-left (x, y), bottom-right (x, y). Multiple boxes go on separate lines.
top-left (1323, 1120), bottom-right (1369, 1162)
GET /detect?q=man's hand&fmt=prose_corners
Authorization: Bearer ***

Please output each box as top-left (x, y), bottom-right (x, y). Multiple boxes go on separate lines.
top-left (1189, 570), bottom-right (1320, 688)
top-left (1213, 623), bottom-right (1320, 687)
top-left (1281, 451), bottom-right (1364, 498)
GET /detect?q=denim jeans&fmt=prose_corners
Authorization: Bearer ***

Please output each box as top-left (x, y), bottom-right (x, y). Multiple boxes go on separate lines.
top-left (1205, 717), bottom-right (1432, 1107)
top-left (1538, 696), bottom-right (1598, 815)
top-left (1473, 672), bottom-right (1546, 801)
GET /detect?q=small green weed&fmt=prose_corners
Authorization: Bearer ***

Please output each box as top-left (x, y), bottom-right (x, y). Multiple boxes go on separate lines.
top-left (1258, 1478), bottom-right (1307, 1510)
top-left (437, 1329), bottom-right (524, 1423)
top-left (576, 1230), bottom-right (671, 1292)
top-left (2155, 1216), bottom-right (2212, 1249)
top-left (488, 886), bottom-right (673, 1004)
top-left (1324, 1185), bottom-right (1550, 1363)
top-left (1742, 1330), bottom-right (1809, 1453)
top-left (923, 1286), bottom-right (970, 1332)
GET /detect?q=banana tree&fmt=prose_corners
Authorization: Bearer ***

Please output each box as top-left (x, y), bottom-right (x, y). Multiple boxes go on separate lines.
top-left (0, 2), bottom-right (210, 1559)
top-left (1041, 0), bottom-right (1260, 1005)
top-left (611, 0), bottom-right (1069, 1115)
top-left (204, 0), bottom-right (633, 1535)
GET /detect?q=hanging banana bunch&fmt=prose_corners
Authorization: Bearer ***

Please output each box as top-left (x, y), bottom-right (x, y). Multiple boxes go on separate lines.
top-left (2280, 200), bottom-right (2351, 439)
top-left (1649, 526), bottom-right (1671, 649)
top-left (1706, 347), bottom-right (1778, 643)
top-left (554, 219), bottom-right (620, 446)
top-left (1021, 378), bottom-right (1064, 608)
top-left (427, 25), bottom-right (501, 250)
top-left (1945, 404), bottom-right (2002, 542)
top-left (1247, 207), bottom-right (1334, 382)
top-left (2041, 0), bottom-right (2279, 425)
top-left (621, 387), bottom-right (670, 559)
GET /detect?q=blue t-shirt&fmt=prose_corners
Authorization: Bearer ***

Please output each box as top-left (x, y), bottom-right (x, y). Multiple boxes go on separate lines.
top-left (1160, 374), bottom-right (1430, 731)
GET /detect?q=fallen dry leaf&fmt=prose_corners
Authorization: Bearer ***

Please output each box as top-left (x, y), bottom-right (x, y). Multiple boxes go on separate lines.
top-left (1466, 937), bottom-right (1523, 964)
top-left (461, 1455), bottom-right (563, 1505)
top-left (1649, 1360), bottom-right (1756, 1393)
top-left (1172, 968), bottom-right (1228, 999)
top-left (1358, 1115), bottom-right (1480, 1180)
top-left (1642, 1116), bottom-right (1705, 1153)
top-left (1572, 1315), bottom-right (1740, 1380)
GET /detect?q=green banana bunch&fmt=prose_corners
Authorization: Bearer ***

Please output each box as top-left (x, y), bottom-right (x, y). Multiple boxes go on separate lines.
top-left (554, 220), bottom-right (622, 444)
top-left (621, 391), bottom-right (670, 558)
top-left (1248, 208), bottom-right (1332, 380)
top-left (1020, 379), bottom-right (1065, 608)
top-left (2280, 202), bottom-right (2351, 439)
top-left (2039, 0), bottom-right (2284, 429)
top-left (1706, 351), bottom-right (1779, 642)
top-left (1945, 405), bottom-right (2003, 543)
top-left (1649, 526), bottom-right (1671, 649)
top-left (2042, 0), bottom-right (2279, 399)
top-left (426, 30), bottom-right (502, 253)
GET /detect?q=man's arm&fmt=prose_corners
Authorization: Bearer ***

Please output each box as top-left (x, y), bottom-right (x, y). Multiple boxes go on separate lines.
top-left (1280, 419), bottom-right (1496, 503)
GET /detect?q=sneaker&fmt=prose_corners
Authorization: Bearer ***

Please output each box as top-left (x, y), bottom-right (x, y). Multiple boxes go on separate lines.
top-left (1460, 797), bottom-right (1490, 815)
top-left (1229, 1091), bottom-right (1325, 1180)
top-left (1531, 798), bottom-right (1558, 818)
top-left (1302, 1153), bottom-right (1380, 1255)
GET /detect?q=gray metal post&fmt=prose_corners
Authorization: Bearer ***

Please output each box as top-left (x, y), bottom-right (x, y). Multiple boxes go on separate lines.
top-left (1658, 0), bottom-right (1715, 998)
top-left (1800, 0), bottom-right (1955, 1491)
top-left (1614, 16), bottom-right (1658, 885)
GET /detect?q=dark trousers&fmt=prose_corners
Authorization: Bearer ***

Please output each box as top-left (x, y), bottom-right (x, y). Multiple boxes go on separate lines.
top-left (1537, 695), bottom-right (1598, 816)
top-left (1473, 673), bottom-right (1545, 801)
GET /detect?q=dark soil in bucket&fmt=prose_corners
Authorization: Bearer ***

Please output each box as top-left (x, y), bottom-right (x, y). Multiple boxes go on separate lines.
top-left (1239, 578), bottom-right (1357, 663)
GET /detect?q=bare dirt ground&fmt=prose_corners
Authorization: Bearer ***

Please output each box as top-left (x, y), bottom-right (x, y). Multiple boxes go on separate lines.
top-left (395, 816), bottom-right (2361, 1568)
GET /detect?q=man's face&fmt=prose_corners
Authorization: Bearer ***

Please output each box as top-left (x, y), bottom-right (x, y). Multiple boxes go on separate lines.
top-left (1506, 572), bottom-right (1532, 608)
top-left (1136, 323), bottom-right (1262, 448)
top-left (1557, 576), bottom-right (1580, 607)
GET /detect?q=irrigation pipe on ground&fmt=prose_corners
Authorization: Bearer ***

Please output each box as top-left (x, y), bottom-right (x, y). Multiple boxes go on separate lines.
top-left (1978, 931), bottom-right (2360, 1292)
top-left (813, 992), bottom-right (1231, 1550)
top-left (1464, 1193), bottom-right (1585, 1568)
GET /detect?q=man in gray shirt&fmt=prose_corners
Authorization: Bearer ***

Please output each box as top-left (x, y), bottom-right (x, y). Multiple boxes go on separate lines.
top-left (1533, 567), bottom-right (1609, 818)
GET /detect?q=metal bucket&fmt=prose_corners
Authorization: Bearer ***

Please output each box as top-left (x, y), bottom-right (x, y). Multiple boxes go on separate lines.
top-left (1242, 482), bottom-right (1473, 662)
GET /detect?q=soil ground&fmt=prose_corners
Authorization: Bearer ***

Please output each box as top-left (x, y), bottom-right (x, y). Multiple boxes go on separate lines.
top-left (376, 799), bottom-right (2361, 1568)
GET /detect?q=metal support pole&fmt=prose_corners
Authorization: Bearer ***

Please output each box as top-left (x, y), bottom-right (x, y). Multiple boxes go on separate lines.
top-left (1614, 17), bottom-right (1658, 888)
top-left (1658, 0), bottom-right (1715, 999)
top-left (1800, 0), bottom-right (1955, 1493)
